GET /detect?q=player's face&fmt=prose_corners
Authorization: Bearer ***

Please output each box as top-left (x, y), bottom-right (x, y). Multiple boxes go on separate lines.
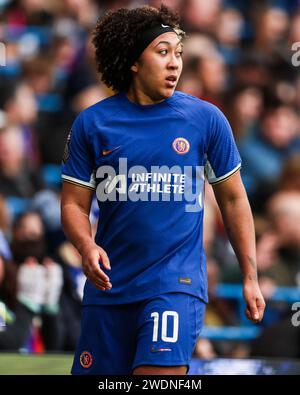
top-left (132, 32), bottom-right (183, 101)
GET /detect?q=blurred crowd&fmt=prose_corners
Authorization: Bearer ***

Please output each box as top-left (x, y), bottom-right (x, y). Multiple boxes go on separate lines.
top-left (0, 0), bottom-right (300, 359)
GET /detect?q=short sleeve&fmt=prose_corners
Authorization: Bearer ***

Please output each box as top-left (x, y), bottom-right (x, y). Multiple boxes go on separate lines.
top-left (205, 106), bottom-right (241, 184)
top-left (61, 114), bottom-right (96, 189)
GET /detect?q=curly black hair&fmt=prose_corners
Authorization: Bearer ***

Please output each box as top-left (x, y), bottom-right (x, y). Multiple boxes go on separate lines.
top-left (92, 5), bottom-right (185, 92)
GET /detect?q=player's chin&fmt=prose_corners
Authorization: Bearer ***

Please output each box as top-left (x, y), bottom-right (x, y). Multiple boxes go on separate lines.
top-left (160, 85), bottom-right (177, 98)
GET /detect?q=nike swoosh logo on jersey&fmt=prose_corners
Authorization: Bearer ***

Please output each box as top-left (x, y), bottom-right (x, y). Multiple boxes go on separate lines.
top-left (161, 24), bottom-right (170, 28)
top-left (102, 146), bottom-right (121, 156)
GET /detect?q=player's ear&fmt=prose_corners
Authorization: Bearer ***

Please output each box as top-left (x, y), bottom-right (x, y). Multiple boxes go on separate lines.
top-left (131, 62), bottom-right (138, 73)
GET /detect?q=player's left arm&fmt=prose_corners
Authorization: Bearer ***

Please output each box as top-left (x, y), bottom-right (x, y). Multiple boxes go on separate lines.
top-left (212, 170), bottom-right (266, 323)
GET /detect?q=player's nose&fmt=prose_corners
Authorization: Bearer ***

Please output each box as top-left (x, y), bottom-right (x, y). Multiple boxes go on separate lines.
top-left (167, 53), bottom-right (180, 69)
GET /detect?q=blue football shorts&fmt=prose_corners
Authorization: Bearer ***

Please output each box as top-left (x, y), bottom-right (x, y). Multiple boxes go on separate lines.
top-left (71, 292), bottom-right (206, 375)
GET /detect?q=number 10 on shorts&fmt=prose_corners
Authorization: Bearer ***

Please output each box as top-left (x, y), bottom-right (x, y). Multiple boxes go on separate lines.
top-left (151, 311), bottom-right (179, 343)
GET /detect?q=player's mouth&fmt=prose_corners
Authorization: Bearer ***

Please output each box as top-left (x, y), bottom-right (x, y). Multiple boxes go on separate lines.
top-left (165, 75), bottom-right (178, 88)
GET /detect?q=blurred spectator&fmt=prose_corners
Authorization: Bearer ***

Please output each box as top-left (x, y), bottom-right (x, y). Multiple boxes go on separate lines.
top-left (0, 209), bottom-right (65, 351)
top-left (194, 338), bottom-right (217, 360)
top-left (55, 241), bottom-right (84, 351)
top-left (177, 72), bottom-right (203, 97)
top-left (0, 194), bottom-right (11, 237)
top-left (0, 80), bottom-right (37, 126)
top-left (216, 8), bottom-right (244, 65)
top-left (64, 0), bottom-right (99, 29)
top-left (268, 191), bottom-right (300, 248)
top-left (0, 125), bottom-right (44, 198)
top-left (288, 9), bottom-right (300, 45)
top-left (256, 191), bottom-right (300, 287)
top-left (71, 83), bottom-right (108, 113)
top-left (0, 194), bottom-right (12, 261)
top-left (250, 314), bottom-right (300, 358)
top-left (233, 54), bottom-right (271, 88)
top-left (0, 254), bottom-right (32, 350)
top-left (239, 103), bottom-right (300, 195)
top-left (225, 85), bottom-right (263, 141)
top-left (149, 0), bottom-right (182, 12)
top-left (250, 154), bottom-right (300, 215)
top-left (205, 258), bottom-right (238, 327)
top-left (181, 0), bottom-right (221, 33)
top-left (253, 7), bottom-right (289, 57)
top-left (0, 79), bottom-right (39, 165)
top-left (0, 254), bottom-right (64, 351)
top-left (216, 8), bottom-right (244, 49)
top-left (22, 57), bottom-right (54, 96)
top-left (196, 52), bottom-right (227, 105)
top-left (279, 154), bottom-right (300, 192)
top-left (10, 211), bottom-right (47, 265)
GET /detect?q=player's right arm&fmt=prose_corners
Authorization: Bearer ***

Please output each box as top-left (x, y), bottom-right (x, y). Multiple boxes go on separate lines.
top-left (61, 181), bottom-right (112, 291)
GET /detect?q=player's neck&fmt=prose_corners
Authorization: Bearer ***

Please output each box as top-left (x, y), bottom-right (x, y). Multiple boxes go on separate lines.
top-left (126, 85), bottom-right (165, 106)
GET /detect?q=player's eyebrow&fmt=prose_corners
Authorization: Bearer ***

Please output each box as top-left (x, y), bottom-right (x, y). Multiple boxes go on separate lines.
top-left (155, 40), bottom-right (183, 48)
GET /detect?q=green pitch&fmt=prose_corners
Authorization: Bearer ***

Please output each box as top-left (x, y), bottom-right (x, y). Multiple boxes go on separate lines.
top-left (0, 353), bottom-right (73, 375)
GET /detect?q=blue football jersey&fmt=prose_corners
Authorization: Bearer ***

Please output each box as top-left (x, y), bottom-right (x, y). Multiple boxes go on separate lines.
top-left (61, 91), bottom-right (241, 305)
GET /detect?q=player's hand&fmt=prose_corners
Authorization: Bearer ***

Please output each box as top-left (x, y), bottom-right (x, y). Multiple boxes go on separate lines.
top-left (243, 278), bottom-right (266, 323)
top-left (80, 242), bottom-right (112, 291)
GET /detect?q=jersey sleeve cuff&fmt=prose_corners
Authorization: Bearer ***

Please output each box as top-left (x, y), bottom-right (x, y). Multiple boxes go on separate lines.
top-left (207, 163), bottom-right (241, 185)
top-left (61, 174), bottom-right (96, 190)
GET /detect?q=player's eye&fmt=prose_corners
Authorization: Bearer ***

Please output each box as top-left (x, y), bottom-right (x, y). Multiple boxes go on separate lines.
top-left (176, 51), bottom-right (184, 57)
top-left (159, 49), bottom-right (168, 55)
